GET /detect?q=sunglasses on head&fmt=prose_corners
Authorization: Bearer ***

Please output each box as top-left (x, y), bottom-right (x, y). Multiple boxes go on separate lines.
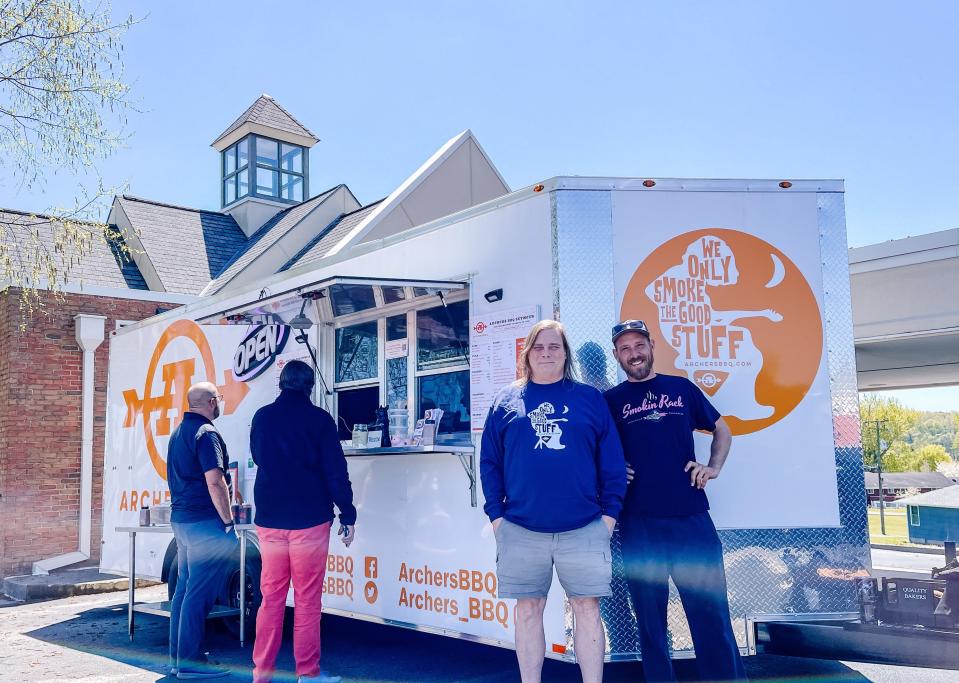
top-left (611, 320), bottom-right (650, 340)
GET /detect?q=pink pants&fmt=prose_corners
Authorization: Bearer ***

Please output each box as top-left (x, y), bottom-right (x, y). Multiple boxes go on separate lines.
top-left (252, 522), bottom-right (331, 682)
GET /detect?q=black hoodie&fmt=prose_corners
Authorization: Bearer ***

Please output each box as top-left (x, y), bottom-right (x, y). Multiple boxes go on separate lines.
top-left (250, 389), bottom-right (357, 529)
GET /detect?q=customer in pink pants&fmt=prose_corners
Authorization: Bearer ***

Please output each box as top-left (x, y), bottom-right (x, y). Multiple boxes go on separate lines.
top-left (250, 361), bottom-right (356, 683)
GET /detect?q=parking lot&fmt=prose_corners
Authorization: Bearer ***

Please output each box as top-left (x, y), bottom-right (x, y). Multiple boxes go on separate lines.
top-left (2, 585), bottom-right (959, 682)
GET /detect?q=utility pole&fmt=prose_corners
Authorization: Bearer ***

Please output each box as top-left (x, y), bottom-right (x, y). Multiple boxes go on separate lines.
top-left (865, 419), bottom-right (890, 535)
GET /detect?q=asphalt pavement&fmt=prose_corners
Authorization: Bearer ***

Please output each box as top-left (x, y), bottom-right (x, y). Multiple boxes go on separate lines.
top-left (2, 585), bottom-right (959, 683)
top-left (870, 548), bottom-right (947, 577)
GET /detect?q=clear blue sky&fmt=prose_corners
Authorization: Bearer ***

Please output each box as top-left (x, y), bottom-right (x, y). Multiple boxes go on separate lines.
top-left (1, 1), bottom-right (957, 410)
top-left (877, 387), bottom-right (958, 413)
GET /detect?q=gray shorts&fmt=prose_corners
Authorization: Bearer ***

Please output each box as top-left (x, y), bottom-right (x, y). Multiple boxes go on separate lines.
top-left (494, 517), bottom-right (612, 599)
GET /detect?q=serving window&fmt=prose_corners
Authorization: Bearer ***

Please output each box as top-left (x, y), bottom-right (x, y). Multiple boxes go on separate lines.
top-left (328, 281), bottom-right (471, 440)
top-left (198, 276), bottom-right (471, 443)
top-left (417, 370), bottom-right (470, 434)
top-left (336, 385), bottom-right (379, 441)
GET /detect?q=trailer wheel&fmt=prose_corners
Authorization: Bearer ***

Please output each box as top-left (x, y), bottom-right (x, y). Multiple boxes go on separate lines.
top-left (164, 546), bottom-right (260, 640)
top-left (219, 552), bottom-right (262, 640)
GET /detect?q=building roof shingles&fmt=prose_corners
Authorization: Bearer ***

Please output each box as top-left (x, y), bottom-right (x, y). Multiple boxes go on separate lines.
top-left (864, 471), bottom-right (958, 491)
top-left (0, 209), bottom-right (147, 290)
top-left (118, 196), bottom-right (247, 295)
top-left (282, 200), bottom-right (383, 272)
top-left (898, 484), bottom-right (959, 509)
top-left (212, 95), bottom-right (318, 147)
top-left (205, 186), bottom-right (341, 294)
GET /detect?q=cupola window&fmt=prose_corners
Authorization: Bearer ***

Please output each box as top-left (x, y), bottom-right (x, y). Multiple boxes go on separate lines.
top-left (222, 134), bottom-right (305, 206)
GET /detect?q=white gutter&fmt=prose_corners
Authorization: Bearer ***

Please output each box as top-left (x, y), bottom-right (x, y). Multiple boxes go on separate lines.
top-left (33, 314), bottom-right (107, 575)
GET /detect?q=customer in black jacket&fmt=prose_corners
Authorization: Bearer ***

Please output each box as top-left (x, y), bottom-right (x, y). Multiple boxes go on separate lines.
top-left (250, 360), bottom-right (356, 683)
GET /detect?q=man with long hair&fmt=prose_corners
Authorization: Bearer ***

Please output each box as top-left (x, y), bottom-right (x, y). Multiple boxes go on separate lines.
top-left (250, 360), bottom-right (356, 683)
top-left (480, 319), bottom-right (627, 683)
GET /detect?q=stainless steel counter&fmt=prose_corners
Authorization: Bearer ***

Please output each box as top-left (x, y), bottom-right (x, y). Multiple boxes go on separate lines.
top-left (116, 523), bottom-right (255, 646)
top-left (342, 444), bottom-right (474, 456)
top-left (342, 444), bottom-right (478, 506)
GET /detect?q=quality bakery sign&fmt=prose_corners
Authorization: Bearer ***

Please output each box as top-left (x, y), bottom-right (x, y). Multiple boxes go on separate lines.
top-left (121, 320), bottom-right (290, 484)
top-left (621, 229), bottom-right (823, 436)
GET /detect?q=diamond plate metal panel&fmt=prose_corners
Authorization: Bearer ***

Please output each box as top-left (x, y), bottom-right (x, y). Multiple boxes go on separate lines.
top-left (551, 189), bottom-right (869, 660)
top-left (551, 190), bottom-right (641, 655)
top-left (552, 190), bottom-right (618, 391)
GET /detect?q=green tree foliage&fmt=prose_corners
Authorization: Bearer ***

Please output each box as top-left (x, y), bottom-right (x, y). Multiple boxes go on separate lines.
top-left (905, 412), bottom-right (959, 454)
top-left (859, 394), bottom-right (920, 470)
top-left (860, 394), bottom-right (959, 473)
top-left (0, 0), bottom-right (135, 297)
top-left (907, 444), bottom-right (952, 473)
top-left (881, 445), bottom-right (915, 473)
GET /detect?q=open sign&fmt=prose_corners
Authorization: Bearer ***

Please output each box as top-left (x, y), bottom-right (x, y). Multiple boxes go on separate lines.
top-left (233, 325), bottom-right (291, 382)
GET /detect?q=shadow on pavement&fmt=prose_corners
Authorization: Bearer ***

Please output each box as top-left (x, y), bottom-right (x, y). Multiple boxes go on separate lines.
top-left (23, 602), bottom-right (874, 682)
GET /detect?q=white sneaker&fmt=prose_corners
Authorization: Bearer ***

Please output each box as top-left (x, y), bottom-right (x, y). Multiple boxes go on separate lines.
top-left (298, 674), bottom-right (342, 683)
top-left (177, 666), bottom-right (229, 679)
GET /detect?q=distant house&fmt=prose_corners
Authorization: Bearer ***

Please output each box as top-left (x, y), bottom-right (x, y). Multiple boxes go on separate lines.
top-left (898, 485), bottom-right (959, 545)
top-left (863, 471), bottom-right (958, 504)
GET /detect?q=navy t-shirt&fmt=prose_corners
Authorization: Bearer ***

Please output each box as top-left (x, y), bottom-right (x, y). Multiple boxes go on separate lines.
top-left (480, 379), bottom-right (627, 533)
top-left (168, 412), bottom-right (229, 524)
top-left (604, 374), bottom-right (720, 518)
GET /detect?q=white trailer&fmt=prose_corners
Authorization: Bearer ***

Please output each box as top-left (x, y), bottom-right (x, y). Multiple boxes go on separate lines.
top-left (101, 176), bottom-right (869, 660)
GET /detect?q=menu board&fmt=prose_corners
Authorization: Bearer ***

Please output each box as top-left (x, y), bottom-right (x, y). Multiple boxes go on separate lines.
top-left (469, 306), bottom-right (540, 432)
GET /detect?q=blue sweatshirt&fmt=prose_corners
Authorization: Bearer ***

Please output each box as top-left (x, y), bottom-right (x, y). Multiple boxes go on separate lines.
top-left (251, 389), bottom-right (357, 529)
top-left (480, 379), bottom-right (627, 533)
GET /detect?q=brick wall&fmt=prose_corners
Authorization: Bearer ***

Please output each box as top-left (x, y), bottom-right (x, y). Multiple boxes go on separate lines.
top-left (0, 289), bottom-right (173, 577)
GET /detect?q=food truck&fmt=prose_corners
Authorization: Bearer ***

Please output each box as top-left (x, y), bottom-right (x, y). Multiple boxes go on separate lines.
top-left (100, 176), bottom-right (870, 661)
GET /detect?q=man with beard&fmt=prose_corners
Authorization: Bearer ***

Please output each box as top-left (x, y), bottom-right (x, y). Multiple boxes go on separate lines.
top-left (167, 382), bottom-right (237, 679)
top-left (604, 320), bottom-right (746, 682)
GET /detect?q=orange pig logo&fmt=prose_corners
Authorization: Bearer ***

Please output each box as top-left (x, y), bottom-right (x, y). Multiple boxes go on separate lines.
top-left (621, 229), bottom-right (822, 435)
